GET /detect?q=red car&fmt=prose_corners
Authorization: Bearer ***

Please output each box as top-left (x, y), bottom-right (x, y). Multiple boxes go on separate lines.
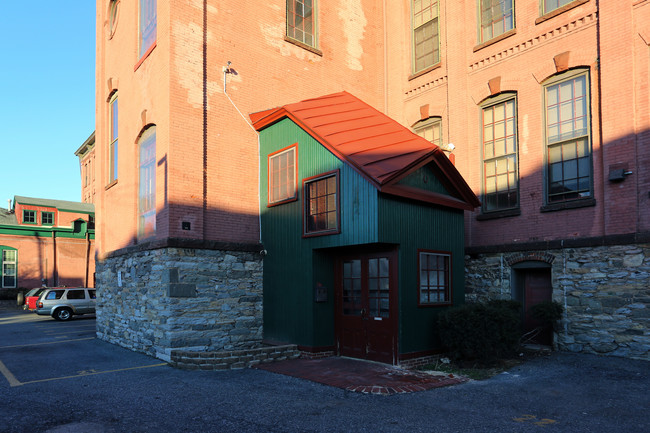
top-left (22, 288), bottom-right (47, 310)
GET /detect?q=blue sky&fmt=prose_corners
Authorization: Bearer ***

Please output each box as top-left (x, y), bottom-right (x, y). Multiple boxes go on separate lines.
top-left (0, 3), bottom-right (96, 205)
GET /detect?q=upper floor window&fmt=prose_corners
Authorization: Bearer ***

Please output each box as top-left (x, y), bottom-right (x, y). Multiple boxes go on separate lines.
top-left (418, 250), bottom-right (451, 306)
top-left (138, 126), bottom-right (156, 238)
top-left (412, 0), bottom-right (440, 74)
top-left (303, 170), bottom-right (339, 236)
top-left (287, 0), bottom-right (316, 48)
top-left (414, 117), bottom-right (442, 148)
top-left (541, 0), bottom-right (574, 15)
top-left (544, 70), bottom-right (592, 204)
top-left (23, 210), bottom-right (36, 224)
top-left (1, 248), bottom-right (17, 288)
top-left (139, 0), bottom-right (157, 58)
top-left (479, 0), bottom-right (514, 43)
top-left (268, 145), bottom-right (297, 206)
top-left (482, 94), bottom-right (518, 212)
top-left (109, 0), bottom-right (120, 38)
top-left (109, 93), bottom-right (118, 183)
top-left (41, 212), bottom-right (54, 226)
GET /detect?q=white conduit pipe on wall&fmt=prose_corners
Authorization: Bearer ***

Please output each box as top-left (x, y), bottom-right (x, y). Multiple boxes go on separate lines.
top-left (223, 63), bottom-right (263, 246)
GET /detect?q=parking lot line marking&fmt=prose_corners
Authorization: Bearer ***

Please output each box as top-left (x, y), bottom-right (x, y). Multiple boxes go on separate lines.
top-left (0, 337), bottom-right (95, 350)
top-left (46, 330), bottom-right (96, 336)
top-left (14, 362), bottom-right (168, 387)
top-left (0, 360), bottom-right (22, 387)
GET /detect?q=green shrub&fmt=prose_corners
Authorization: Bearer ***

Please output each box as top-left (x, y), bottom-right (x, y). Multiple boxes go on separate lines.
top-left (530, 301), bottom-right (563, 329)
top-left (437, 300), bottom-right (522, 364)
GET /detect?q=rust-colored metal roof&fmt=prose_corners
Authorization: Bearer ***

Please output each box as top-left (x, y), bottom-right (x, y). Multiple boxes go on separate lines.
top-left (250, 92), bottom-right (480, 210)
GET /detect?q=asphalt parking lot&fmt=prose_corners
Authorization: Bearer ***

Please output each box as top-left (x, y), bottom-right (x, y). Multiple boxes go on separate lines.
top-left (0, 300), bottom-right (648, 433)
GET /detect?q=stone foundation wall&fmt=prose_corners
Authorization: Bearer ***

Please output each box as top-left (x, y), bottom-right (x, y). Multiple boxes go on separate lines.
top-left (171, 345), bottom-right (300, 370)
top-left (95, 247), bottom-right (263, 362)
top-left (465, 244), bottom-right (649, 360)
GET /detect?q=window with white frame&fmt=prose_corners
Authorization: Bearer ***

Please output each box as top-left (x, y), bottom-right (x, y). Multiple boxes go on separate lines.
top-left (1, 248), bottom-right (17, 288)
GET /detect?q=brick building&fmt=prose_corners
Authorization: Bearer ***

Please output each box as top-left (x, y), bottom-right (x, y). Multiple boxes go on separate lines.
top-left (0, 196), bottom-right (95, 295)
top-left (74, 132), bottom-right (97, 205)
top-left (95, 0), bottom-right (649, 362)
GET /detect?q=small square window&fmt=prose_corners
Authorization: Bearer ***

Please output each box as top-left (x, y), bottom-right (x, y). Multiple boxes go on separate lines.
top-left (418, 250), bottom-right (451, 306)
top-left (42, 212), bottom-right (54, 225)
top-left (23, 210), bottom-right (36, 224)
top-left (303, 171), bottom-right (339, 236)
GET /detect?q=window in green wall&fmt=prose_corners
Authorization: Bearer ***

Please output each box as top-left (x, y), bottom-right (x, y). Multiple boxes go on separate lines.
top-left (268, 144), bottom-right (297, 206)
top-left (418, 250), bottom-right (451, 306)
top-left (303, 170), bottom-right (339, 236)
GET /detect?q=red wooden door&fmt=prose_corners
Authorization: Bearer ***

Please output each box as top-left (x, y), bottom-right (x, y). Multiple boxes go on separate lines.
top-left (524, 269), bottom-right (552, 345)
top-left (337, 251), bottom-right (397, 364)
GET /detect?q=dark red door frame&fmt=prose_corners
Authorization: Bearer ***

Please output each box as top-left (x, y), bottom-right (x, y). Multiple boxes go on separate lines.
top-left (334, 249), bottom-right (399, 364)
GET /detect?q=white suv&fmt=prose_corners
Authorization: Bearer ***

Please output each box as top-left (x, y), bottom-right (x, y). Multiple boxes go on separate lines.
top-left (36, 287), bottom-right (96, 321)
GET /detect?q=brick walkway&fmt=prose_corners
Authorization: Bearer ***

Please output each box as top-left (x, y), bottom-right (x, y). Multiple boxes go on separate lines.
top-left (255, 357), bottom-right (468, 395)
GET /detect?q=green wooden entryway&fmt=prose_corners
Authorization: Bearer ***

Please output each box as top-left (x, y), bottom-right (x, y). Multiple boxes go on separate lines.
top-left (252, 92), bottom-right (480, 365)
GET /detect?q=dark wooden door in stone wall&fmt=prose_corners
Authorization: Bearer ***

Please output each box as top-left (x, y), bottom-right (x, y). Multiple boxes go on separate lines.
top-left (336, 251), bottom-right (398, 364)
top-left (524, 269), bottom-right (553, 345)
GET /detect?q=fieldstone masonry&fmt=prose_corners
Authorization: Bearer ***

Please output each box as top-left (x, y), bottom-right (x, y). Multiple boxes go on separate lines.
top-left (96, 247), bottom-right (263, 362)
top-left (466, 243), bottom-right (650, 360)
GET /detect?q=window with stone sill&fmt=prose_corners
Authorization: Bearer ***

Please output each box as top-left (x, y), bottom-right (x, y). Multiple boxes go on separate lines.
top-left (139, 0), bottom-right (157, 59)
top-left (544, 69), bottom-right (592, 205)
top-left (287, 0), bottom-right (317, 49)
top-left (481, 93), bottom-right (519, 213)
top-left (541, 0), bottom-right (575, 15)
top-left (479, 0), bottom-right (514, 43)
top-left (412, 0), bottom-right (440, 74)
top-left (138, 126), bottom-right (156, 238)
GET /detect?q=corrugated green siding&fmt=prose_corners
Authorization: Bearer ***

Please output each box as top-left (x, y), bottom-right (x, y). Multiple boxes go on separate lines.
top-left (260, 119), bottom-right (379, 346)
top-left (378, 180), bottom-right (466, 355)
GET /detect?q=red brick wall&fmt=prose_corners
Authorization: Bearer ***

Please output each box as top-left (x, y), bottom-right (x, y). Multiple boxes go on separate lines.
top-left (96, 0), bottom-right (649, 255)
top-left (389, 0), bottom-right (649, 248)
top-left (0, 233), bottom-right (95, 289)
top-left (96, 0), bottom-right (386, 255)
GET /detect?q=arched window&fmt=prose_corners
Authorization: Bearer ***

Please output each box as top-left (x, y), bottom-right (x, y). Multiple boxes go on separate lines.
top-left (413, 116), bottom-right (442, 148)
top-left (109, 92), bottom-right (118, 184)
top-left (543, 69), bottom-right (592, 205)
top-left (139, 0), bottom-right (157, 58)
top-left (138, 126), bottom-right (156, 238)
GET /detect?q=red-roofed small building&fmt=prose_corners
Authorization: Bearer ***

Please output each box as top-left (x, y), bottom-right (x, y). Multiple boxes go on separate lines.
top-left (252, 92), bottom-right (479, 363)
